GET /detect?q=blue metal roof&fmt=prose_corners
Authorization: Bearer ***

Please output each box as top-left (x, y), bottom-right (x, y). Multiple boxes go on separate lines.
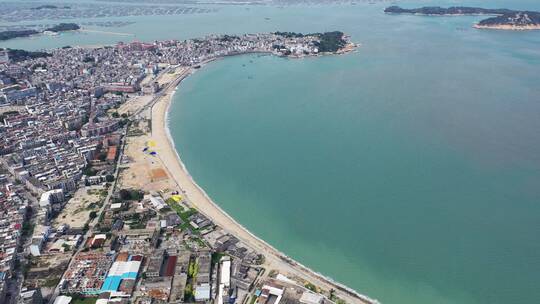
top-left (100, 272), bottom-right (139, 292)
top-left (101, 276), bottom-right (122, 292)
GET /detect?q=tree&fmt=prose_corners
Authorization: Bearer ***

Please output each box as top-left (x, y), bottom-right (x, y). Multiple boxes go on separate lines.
top-left (119, 189), bottom-right (143, 201)
top-left (83, 165), bottom-right (96, 176)
top-left (89, 211), bottom-right (98, 220)
top-left (329, 289), bottom-right (336, 301)
top-left (97, 152), bottom-right (107, 161)
top-left (119, 118), bottom-right (129, 128)
top-left (119, 189), bottom-right (131, 201)
top-left (255, 254), bottom-right (265, 265)
top-left (184, 283), bottom-right (194, 300)
top-left (22, 222), bottom-right (34, 237)
top-left (61, 243), bottom-right (72, 252)
top-left (106, 174), bottom-right (115, 182)
top-left (305, 282), bottom-right (317, 292)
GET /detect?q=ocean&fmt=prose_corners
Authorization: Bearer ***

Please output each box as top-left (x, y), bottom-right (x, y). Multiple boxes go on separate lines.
top-left (3, 1), bottom-right (540, 304)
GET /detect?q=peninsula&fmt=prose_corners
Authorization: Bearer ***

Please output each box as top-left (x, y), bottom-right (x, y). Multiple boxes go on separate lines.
top-left (0, 29), bottom-right (39, 41)
top-left (0, 23), bottom-right (80, 41)
top-left (0, 48), bottom-right (51, 62)
top-left (385, 6), bottom-right (540, 30)
top-left (0, 32), bottom-right (369, 304)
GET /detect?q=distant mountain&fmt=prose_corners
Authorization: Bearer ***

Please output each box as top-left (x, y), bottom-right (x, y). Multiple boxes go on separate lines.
top-left (385, 6), bottom-right (540, 30)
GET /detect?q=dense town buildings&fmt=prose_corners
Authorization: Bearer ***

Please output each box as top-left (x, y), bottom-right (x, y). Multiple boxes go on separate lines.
top-left (0, 32), bottom-right (357, 304)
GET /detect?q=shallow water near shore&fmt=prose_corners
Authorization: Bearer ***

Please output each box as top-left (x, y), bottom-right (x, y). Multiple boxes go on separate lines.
top-left (3, 0), bottom-right (540, 303)
top-left (167, 4), bottom-right (540, 304)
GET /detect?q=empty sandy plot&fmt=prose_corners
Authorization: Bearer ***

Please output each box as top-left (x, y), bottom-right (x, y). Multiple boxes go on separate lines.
top-left (54, 186), bottom-right (106, 229)
top-left (117, 94), bottom-right (153, 115)
top-left (118, 132), bottom-right (176, 192)
top-left (150, 168), bottom-right (168, 181)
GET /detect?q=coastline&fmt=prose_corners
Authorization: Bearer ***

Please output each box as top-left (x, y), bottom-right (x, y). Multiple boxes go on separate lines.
top-left (149, 55), bottom-right (378, 304)
top-left (473, 24), bottom-right (540, 30)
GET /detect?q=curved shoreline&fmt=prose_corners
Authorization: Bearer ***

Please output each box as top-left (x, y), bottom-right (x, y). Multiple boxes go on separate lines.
top-left (150, 55), bottom-right (379, 304)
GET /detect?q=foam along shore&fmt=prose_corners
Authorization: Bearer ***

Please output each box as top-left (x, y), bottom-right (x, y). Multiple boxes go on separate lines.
top-left (149, 61), bottom-right (378, 304)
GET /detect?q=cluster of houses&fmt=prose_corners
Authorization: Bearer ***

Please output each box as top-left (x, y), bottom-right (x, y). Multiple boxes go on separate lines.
top-left (49, 190), bottom-right (263, 304)
top-left (0, 179), bottom-right (31, 301)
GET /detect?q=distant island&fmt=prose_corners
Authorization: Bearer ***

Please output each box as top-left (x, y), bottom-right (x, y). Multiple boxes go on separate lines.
top-left (31, 5), bottom-right (71, 10)
top-left (0, 23), bottom-right (80, 41)
top-left (384, 6), bottom-right (513, 15)
top-left (475, 12), bottom-right (540, 30)
top-left (384, 6), bottom-right (540, 30)
top-left (45, 23), bottom-right (81, 33)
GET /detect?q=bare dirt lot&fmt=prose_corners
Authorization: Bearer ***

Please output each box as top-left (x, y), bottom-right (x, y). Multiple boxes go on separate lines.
top-left (117, 94), bottom-right (153, 115)
top-left (24, 253), bottom-right (71, 298)
top-left (118, 129), bottom-right (176, 193)
top-left (53, 186), bottom-right (106, 229)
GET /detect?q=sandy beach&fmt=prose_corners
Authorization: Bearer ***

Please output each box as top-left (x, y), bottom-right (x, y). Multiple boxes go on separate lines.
top-left (144, 63), bottom-right (377, 304)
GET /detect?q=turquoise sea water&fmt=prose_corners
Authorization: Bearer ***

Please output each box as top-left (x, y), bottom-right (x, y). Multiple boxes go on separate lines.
top-left (169, 4), bottom-right (540, 304)
top-left (3, 1), bottom-right (540, 304)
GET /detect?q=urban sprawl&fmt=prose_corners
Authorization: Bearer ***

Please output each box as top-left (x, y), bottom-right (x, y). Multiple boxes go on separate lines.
top-left (0, 32), bottom-right (367, 304)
